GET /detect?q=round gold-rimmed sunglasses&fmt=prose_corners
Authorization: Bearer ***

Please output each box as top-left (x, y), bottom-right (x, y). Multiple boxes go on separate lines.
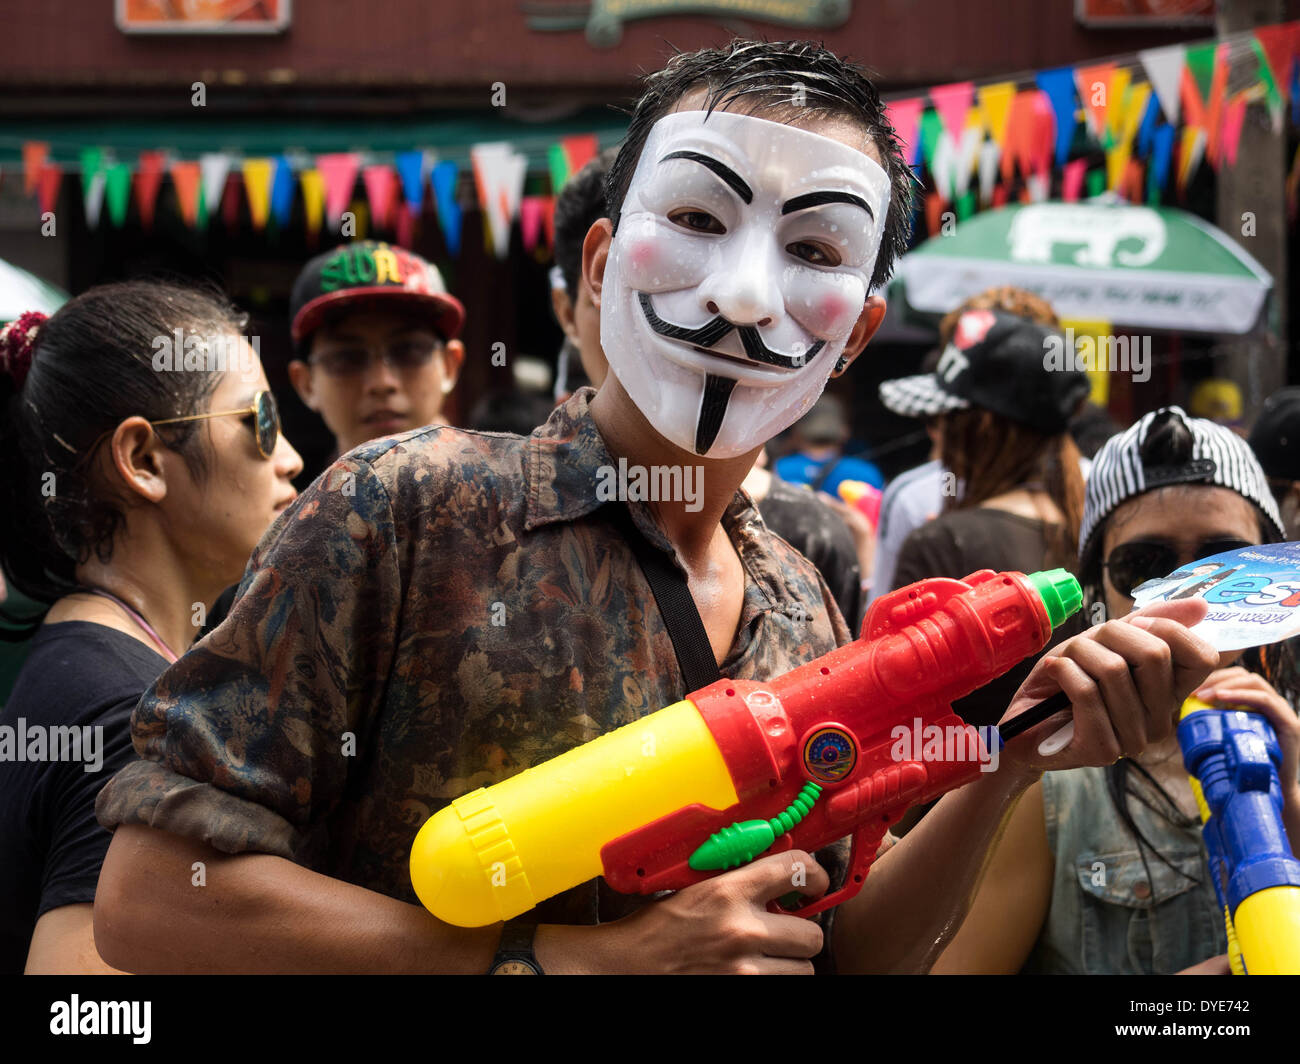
top-left (75, 390), bottom-right (281, 468)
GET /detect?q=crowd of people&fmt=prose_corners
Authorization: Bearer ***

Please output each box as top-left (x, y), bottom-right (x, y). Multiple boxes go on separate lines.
top-left (1, 36), bottom-right (1297, 976)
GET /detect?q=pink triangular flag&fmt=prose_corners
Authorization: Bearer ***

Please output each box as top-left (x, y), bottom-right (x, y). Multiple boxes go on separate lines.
top-left (317, 152), bottom-right (361, 230)
top-left (1062, 158), bottom-right (1087, 202)
top-left (1220, 94), bottom-right (1248, 169)
top-left (520, 195), bottom-right (544, 253)
top-left (885, 97), bottom-right (924, 164)
top-left (363, 164), bottom-right (398, 231)
top-left (929, 82), bottom-right (975, 144)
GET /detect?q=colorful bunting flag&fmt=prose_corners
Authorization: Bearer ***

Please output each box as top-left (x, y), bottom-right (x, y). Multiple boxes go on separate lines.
top-left (431, 160), bottom-right (462, 257)
top-left (241, 158), bottom-right (274, 231)
top-left (1220, 94), bottom-right (1248, 169)
top-left (929, 82), bottom-right (975, 145)
top-left (135, 151), bottom-right (166, 231)
top-left (22, 141), bottom-right (48, 196)
top-left (977, 82), bottom-right (1016, 148)
top-left (270, 156), bottom-right (295, 229)
top-left (104, 163), bottom-right (132, 228)
top-left (561, 134), bottom-right (598, 178)
top-left (1035, 67), bottom-right (1077, 167)
top-left (471, 142), bottom-right (527, 258)
top-left (884, 97), bottom-right (924, 167)
top-left (1139, 44), bottom-right (1186, 125)
top-left (80, 147), bottom-right (106, 229)
top-left (299, 169), bottom-right (325, 241)
top-left (317, 152), bottom-right (360, 231)
top-left (918, 107), bottom-right (944, 172)
top-left (395, 150), bottom-right (427, 212)
top-left (1074, 62), bottom-right (1118, 141)
top-left (170, 160), bottom-right (202, 228)
top-left (1062, 158), bottom-right (1087, 202)
top-left (520, 195), bottom-right (545, 253)
top-left (37, 163), bottom-right (62, 216)
top-left (363, 164), bottom-right (398, 230)
top-left (199, 153), bottom-right (232, 229)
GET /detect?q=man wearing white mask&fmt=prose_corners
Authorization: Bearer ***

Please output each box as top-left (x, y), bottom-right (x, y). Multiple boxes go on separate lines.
top-left (95, 40), bottom-right (1218, 976)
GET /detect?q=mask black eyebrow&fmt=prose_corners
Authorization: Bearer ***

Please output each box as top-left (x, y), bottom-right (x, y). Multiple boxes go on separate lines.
top-left (660, 150), bottom-right (752, 204)
top-left (782, 190), bottom-right (873, 219)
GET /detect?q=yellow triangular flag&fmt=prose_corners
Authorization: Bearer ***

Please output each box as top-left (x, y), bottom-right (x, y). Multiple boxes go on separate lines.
top-left (1106, 144), bottom-right (1132, 191)
top-left (300, 169), bottom-right (325, 237)
top-left (1178, 126), bottom-right (1206, 190)
top-left (1107, 69), bottom-right (1133, 142)
top-left (1118, 82), bottom-right (1152, 152)
top-left (977, 82), bottom-right (1016, 149)
top-left (241, 158), bottom-right (274, 231)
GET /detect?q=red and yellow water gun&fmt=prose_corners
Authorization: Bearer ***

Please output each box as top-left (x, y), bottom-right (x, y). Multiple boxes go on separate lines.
top-left (411, 568), bottom-right (1081, 927)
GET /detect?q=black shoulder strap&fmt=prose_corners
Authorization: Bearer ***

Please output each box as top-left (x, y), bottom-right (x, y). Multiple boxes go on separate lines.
top-left (607, 504), bottom-right (722, 692)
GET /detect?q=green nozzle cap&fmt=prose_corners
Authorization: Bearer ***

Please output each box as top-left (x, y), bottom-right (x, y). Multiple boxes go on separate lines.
top-left (1027, 569), bottom-right (1083, 629)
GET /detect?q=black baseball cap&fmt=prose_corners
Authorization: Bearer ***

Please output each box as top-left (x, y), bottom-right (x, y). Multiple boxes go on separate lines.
top-left (290, 240), bottom-right (464, 347)
top-left (1248, 387), bottom-right (1300, 482)
top-left (879, 309), bottom-right (1089, 435)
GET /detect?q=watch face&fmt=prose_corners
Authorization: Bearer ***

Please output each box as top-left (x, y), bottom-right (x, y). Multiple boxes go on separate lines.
top-left (491, 960), bottom-right (539, 975)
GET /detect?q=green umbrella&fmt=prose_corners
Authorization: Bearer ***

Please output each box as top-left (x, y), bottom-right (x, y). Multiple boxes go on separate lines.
top-left (892, 202), bottom-right (1272, 335)
top-left (0, 257), bottom-right (68, 324)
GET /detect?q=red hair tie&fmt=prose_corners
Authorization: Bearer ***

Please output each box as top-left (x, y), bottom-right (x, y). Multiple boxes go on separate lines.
top-left (0, 310), bottom-right (47, 391)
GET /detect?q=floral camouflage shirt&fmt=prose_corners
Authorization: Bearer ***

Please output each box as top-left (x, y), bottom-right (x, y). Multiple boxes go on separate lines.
top-left (96, 388), bottom-right (856, 931)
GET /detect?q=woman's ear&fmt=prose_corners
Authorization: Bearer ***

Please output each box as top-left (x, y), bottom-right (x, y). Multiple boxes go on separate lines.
top-left (107, 417), bottom-right (169, 504)
top-left (287, 359), bottom-right (318, 411)
top-left (832, 295), bottom-right (888, 376)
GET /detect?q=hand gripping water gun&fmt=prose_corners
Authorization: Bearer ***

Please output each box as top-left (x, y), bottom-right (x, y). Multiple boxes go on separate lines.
top-left (411, 568), bottom-right (1082, 928)
top-left (1179, 696), bottom-right (1300, 974)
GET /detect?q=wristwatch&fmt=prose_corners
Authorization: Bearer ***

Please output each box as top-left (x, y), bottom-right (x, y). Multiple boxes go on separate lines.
top-left (488, 920), bottom-right (543, 975)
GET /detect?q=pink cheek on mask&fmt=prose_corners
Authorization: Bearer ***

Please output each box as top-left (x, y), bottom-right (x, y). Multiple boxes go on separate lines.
top-left (803, 292), bottom-right (855, 337)
top-left (627, 238), bottom-right (667, 282)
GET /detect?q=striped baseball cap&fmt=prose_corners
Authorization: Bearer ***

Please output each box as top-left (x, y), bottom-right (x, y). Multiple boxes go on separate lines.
top-left (1079, 406), bottom-right (1283, 567)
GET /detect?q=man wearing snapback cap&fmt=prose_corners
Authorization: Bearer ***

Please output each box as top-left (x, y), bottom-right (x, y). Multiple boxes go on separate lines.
top-left (287, 240), bottom-right (466, 456)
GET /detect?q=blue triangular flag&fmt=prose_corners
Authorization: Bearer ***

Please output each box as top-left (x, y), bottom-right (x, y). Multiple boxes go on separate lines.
top-left (1035, 66), bottom-right (1078, 168)
top-left (270, 156), bottom-right (295, 229)
top-left (1135, 92), bottom-right (1161, 159)
top-left (396, 150), bottom-right (426, 213)
top-left (432, 160), bottom-right (461, 257)
top-left (1292, 62), bottom-right (1300, 127)
top-left (1150, 123), bottom-right (1175, 192)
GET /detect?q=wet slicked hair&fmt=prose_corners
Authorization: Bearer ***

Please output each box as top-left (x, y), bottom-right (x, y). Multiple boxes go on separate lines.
top-left (604, 39), bottom-right (915, 294)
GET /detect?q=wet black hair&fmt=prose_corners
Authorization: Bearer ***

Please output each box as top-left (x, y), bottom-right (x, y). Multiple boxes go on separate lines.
top-left (604, 39), bottom-right (915, 294)
top-left (0, 281), bottom-right (243, 613)
top-left (553, 146), bottom-right (621, 300)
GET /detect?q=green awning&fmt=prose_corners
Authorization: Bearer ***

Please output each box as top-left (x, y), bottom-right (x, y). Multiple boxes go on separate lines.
top-left (893, 202), bottom-right (1273, 335)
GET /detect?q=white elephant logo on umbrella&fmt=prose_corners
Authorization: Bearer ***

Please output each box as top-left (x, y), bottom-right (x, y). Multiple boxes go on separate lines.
top-left (1008, 204), bottom-right (1167, 268)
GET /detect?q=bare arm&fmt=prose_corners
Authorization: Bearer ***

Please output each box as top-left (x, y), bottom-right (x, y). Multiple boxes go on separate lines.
top-left (832, 762), bottom-right (1039, 973)
top-left (95, 825), bottom-right (497, 974)
top-left (95, 824), bottom-right (834, 975)
top-left (26, 904), bottom-right (124, 975)
top-left (929, 779), bottom-right (1053, 973)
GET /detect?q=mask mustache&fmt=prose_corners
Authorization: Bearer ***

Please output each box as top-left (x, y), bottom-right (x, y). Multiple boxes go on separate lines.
top-left (638, 293), bottom-right (825, 369)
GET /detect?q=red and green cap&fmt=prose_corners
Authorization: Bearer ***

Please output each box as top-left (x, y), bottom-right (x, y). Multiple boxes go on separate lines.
top-left (290, 240), bottom-right (465, 347)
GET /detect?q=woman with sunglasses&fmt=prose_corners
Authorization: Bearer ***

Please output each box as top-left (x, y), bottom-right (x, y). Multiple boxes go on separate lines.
top-left (933, 407), bottom-right (1299, 974)
top-left (0, 282), bottom-right (302, 974)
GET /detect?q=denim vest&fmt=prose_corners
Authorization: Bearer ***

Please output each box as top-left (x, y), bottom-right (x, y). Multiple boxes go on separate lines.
top-left (1022, 765), bottom-right (1227, 974)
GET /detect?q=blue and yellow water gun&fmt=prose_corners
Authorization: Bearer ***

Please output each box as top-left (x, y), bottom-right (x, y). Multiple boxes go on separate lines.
top-left (1179, 696), bottom-right (1300, 974)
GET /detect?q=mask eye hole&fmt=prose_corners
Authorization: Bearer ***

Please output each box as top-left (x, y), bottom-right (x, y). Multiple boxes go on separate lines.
top-left (786, 241), bottom-right (840, 267)
top-left (667, 208), bottom-right (726, 235)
